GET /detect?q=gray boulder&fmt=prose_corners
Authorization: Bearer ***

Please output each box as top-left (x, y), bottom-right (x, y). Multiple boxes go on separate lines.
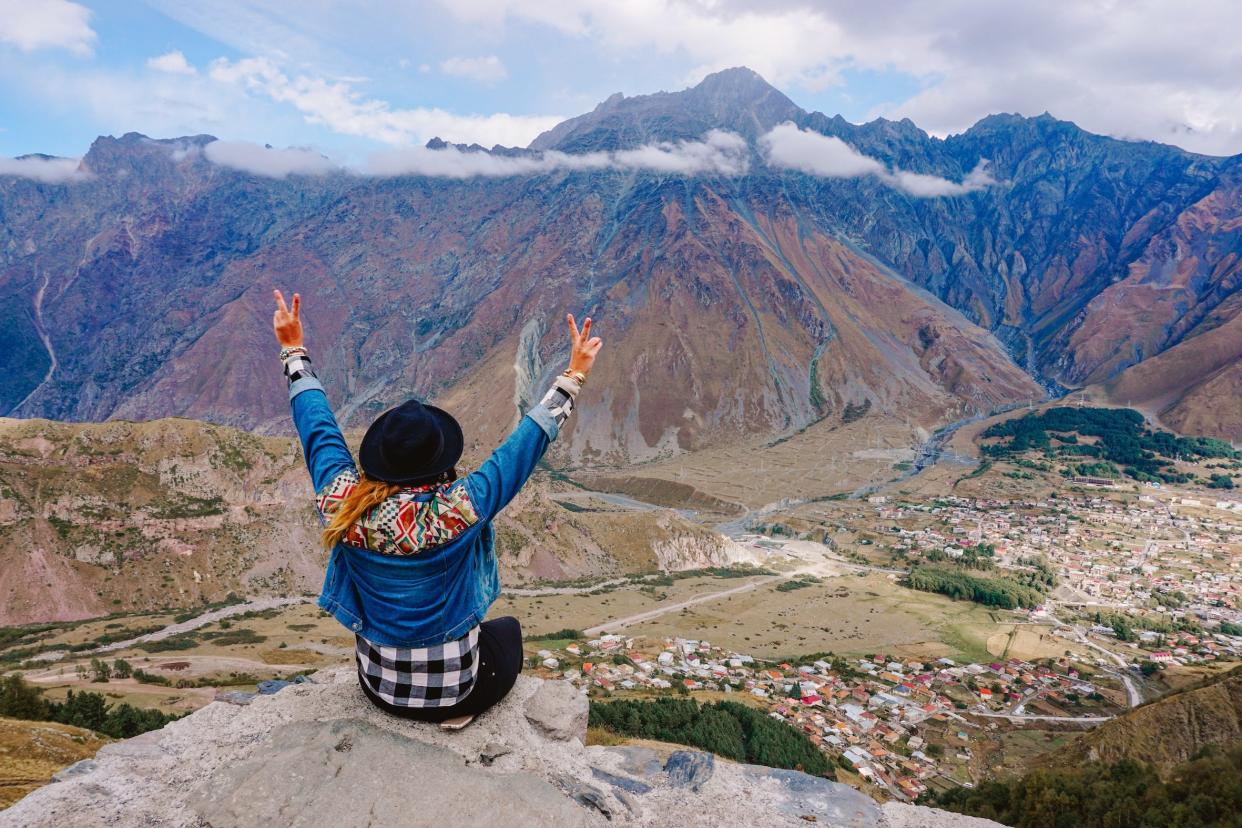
top-left (523, 677), bottom-right (589, 742)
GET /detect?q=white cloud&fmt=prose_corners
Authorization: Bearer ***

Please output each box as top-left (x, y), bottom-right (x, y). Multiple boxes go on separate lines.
top-left (758, 123), bottom-right (882, 178)
top-left (209, 56), bottom-right (560, 147)
top-left (148, 50), bottom-right (198, 76)
top-left (0, 0), bottom-right (95, 56)
top-left (0, 155), bottom-right (84, 183)
top-left (761, 123), bottom-right (994, 198)
top-left (200, 131), bottom-right (747, 179)
top-left (889, 161), bottom-right (995, 198)
top-left (436, 0), bottom-right (848, 91)
top-left (440, 55), bottom-right (508, 83)
top-left (367, 129), bottom-right (748, 177)
top-left (203, 140), bottom-right (338, 177)
top-left (432, 0), bottom-right (1242, 155)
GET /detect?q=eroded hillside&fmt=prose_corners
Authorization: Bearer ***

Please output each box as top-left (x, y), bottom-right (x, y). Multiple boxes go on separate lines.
top-left (0, 417), bottom-right (741, 624)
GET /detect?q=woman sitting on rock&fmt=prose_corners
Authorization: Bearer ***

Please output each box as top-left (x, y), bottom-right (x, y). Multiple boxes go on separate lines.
top-left (270, 290), bottom-right (602, 727)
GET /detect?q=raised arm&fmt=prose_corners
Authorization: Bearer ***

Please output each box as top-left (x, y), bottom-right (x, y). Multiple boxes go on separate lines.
top-left (465, 313), bottom-right (603, 520)
top-left (272, 290), bottom-right (356, 495)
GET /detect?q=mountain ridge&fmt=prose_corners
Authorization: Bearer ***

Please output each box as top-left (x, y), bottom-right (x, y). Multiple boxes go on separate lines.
top-left (1, 67), bottom-right (1239, 444)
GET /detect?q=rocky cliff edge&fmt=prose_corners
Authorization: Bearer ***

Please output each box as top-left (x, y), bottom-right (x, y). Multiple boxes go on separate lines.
top-left (0, 668), bottom-right (1000, 828)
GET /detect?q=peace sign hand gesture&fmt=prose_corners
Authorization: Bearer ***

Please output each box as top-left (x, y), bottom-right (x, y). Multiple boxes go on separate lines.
top-left (272, 289), bottom-right (304, 348)
top-left (566, 313), bottom-right (603, 378)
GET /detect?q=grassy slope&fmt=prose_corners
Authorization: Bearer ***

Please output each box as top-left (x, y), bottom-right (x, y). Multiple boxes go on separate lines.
top-left (1051, 665), bottom-right (1242, 776)
top-left (0, 716), bottom-right (105, 810)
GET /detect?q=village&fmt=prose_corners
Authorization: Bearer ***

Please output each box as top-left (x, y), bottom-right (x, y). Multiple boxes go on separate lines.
top-left (526, 485), bottom-right (1242, 801)
top-left (532, 631), bottom-right (1124, 800)
top-left (862, 489), bottom-right (1242, 653)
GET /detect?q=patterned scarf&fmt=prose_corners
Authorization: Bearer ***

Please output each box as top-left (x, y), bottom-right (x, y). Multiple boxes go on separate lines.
top-left (316, 471), bottom-right (479, 556)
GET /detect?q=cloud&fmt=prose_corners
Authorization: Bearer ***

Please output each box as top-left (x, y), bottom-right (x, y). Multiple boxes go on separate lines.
top-left (203, 140), bottom-right (338, 178)
top-left (0, 0), bottom-right (95, 56)
top-left (430, 0), bottom-right (1242, 155)
top-left (433, 0), bottom-right (849, 92)
top-left (0, 155), bottom-right (84, 183)
top-left (760, 123), bottom-right (993, 197)
top-left (440, 55), bottom-right (508, 83)
top-left (369, 129), bottom-right (748, 177)
top-left (199, 130), bottom-right (746, 179)
top-left (208, 56), bottom-right (561, 147)
top-left (148, 51), bottom-right (197, 76)
top-left (889, 162), bottom-right (995, 197)
top-left (758, 123), bottom-right (882, 178)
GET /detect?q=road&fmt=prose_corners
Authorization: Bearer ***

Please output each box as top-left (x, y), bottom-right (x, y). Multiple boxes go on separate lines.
top-left (23, 653), bottom-right (314, 684)
top-left (22, 597), bottom-right (313, 663)
top-left (1046, 609), bottom-right (1143, 708)
top-left (973, 711), bottom-right (1112, 724)
top-left (507, 577), bottom-right (635, 597)
top-left (581, 570), bottom-right (808, 637)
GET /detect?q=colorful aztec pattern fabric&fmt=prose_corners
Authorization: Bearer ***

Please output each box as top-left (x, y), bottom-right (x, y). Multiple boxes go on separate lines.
top-left (316, 471), bottom-right (479, 556)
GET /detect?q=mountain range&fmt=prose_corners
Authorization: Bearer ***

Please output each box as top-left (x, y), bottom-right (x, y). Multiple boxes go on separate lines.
top-left (2, 67), bottom-right (1239, 456)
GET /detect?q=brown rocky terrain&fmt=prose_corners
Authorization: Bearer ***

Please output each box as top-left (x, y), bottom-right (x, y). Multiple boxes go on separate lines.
top-left (0, 417), bottom-right (741, 624)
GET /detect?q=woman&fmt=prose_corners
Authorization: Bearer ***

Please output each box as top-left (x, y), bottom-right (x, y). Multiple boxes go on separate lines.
top-left (271, 289), bottom-right (602, 727)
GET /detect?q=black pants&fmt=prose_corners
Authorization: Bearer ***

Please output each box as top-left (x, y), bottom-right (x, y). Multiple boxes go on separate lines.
top-left (357, 616), bottom-right (524, 723)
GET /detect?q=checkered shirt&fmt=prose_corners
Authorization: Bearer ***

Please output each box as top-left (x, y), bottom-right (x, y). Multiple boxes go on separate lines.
top-left (356, 626), bottom-right (480, 707)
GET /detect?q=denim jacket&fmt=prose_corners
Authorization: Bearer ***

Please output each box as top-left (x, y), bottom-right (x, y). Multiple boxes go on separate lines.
top-left (288, 372), bottom-right (564, 647)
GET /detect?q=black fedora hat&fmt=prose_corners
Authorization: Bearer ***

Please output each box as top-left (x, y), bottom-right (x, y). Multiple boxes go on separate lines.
top-left (359, 399), bottom-right (464, 485)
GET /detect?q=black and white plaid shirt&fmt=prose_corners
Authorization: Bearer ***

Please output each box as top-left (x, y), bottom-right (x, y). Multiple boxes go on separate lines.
top-left (356, 627), bottom-right (480, 707)
top-left (284, 348), bottom-right (580, 708)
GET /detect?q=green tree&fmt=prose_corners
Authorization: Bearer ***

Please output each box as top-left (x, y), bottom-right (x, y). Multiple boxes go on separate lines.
top-left (52, 690), bottom-right (109, 731)
top-left (0, 673), bottom-right (52, 720)
top-left (89, 658), bottom-right (112, 683)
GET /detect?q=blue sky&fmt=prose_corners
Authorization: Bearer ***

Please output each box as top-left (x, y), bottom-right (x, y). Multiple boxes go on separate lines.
top-left (2, 1), bottom-right (1240, 161)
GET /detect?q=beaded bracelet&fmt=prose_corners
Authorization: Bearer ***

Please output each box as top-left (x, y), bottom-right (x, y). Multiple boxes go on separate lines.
top-left (279, 345), bottom-right (309, 361)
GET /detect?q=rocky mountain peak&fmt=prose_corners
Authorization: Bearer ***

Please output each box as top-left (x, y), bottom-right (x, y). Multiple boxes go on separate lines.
top-left (528, 65), bottom-right (802, 151)
top-left (4, 667), bottom-right (999, 827)
top-left (80, 132), bottom-right (215, 177)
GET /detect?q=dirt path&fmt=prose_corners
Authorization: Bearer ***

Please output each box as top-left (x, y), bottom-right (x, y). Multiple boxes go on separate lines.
top-left (87, 596), bottom-right (310, 655)
top-left (581, 568), bottom-right (820, 637)
top-left (24, 654), bottom-right (319, 685)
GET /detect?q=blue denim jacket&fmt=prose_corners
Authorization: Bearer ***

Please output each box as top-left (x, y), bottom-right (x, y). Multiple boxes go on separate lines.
top-left (288, 374), bottom-right (559, 647)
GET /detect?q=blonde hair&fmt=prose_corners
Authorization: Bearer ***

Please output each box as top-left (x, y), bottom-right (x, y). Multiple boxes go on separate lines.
top-left (321, 474), bottom-right (401, 550)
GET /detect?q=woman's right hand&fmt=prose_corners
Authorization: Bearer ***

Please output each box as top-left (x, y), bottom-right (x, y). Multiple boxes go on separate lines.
top-left (567, 313), bottom-right (603, 378)
top-left (272, 289), bottom-right (304, 348)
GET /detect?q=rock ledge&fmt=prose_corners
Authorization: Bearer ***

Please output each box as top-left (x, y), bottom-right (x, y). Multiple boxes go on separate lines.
top-left (1, 668), bottom-right (999, 827)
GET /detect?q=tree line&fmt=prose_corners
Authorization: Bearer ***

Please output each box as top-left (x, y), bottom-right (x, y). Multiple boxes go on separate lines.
top-left (0, 672), bottom-right (180, 739)
top-left (924, 745), bottom-right (1242, 827)
top-left (903, 565), bottom-right (1046, 609)
top-left (588, 696), bottom-right (832, 776)
top-left (980, 406), bottom-right (1238, 484)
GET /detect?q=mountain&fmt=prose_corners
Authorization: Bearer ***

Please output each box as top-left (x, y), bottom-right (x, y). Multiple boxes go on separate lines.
top-left (0, 67), bottom-right (1238, 449)
top-left (0, 416), bottom-right (741, 624)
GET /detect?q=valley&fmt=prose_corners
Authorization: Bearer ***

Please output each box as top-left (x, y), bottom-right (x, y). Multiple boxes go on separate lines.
top-left (3, 400), bottom-right (1239, 809)
top-left (0, 65), bottom-right (1240, 822)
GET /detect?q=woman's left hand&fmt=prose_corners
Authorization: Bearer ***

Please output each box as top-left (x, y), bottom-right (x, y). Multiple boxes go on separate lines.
top-left (272, 289), bottom-right (303, 348)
